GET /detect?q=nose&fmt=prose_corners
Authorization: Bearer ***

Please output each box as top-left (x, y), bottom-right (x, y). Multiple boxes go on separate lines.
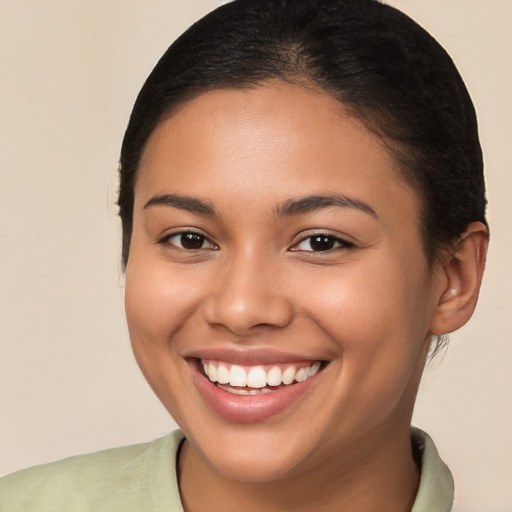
top-left (203, 252), bottom-right (293, 336)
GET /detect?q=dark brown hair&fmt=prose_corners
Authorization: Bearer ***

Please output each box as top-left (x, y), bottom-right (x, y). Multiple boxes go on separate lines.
top-left (118, 0), bottom-right (487, 269)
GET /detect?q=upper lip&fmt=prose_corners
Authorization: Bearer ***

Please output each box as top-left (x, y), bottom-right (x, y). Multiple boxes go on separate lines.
top-left (184, 347), bottom-right (327, 366)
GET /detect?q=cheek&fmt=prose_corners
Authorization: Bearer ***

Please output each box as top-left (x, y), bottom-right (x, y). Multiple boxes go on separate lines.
top-left (301, 260), bottom-right (430, 425)
top-left (297, 252), bottom-right (431, 361)
top-left (124, 257), bottom-right (203, 351)
top-left (123, 256), bottom-right (208, 420)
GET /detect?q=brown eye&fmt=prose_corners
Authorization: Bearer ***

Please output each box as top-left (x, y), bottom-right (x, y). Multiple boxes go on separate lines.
top-left (162, 231), bottom-right (217, 250)
top-left (180, 232), bottom-right (206, 249)
top-left (309, 235), bottom-right (336, 251)
top-left (293, 234), bottom-right (353, 252)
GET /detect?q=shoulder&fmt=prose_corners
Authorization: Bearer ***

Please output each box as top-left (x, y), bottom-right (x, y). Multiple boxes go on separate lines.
top-left (0, 430), bottom-right (185, 512)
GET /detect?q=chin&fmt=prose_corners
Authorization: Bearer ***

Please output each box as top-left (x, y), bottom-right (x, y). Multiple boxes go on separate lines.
top-left (191, 429), bottom-right (315, 483)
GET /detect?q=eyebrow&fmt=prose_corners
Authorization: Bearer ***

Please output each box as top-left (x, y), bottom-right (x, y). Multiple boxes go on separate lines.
top-left (143, 194), bottom-right (216, 216)
top-left (275, 194), bottom-right (378, 218)
top-left (143, 193), bottom-right (377, 219)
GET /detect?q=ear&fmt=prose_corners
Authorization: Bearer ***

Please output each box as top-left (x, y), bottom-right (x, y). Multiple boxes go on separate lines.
top-left (429, 222), bottom-right (489, 335)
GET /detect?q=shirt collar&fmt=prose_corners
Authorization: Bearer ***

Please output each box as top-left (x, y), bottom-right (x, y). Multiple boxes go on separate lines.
top-left (411, 427), bottom-right (454, 512)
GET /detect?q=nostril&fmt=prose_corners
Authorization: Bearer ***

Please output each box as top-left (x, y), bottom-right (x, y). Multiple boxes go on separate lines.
top-left (203, 289), bottom-right (294, 335)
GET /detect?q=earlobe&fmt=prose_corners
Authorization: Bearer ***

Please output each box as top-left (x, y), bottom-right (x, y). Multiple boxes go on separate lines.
top-left (430, 222), bottom-right (489, 335)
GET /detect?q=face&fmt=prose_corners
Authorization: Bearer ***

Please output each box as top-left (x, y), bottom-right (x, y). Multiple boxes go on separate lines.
top-left (125, 82), bottom-right (443, 482)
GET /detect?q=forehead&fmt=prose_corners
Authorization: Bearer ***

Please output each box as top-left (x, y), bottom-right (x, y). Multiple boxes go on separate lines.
top-left (136, 82), bottom-right (420, 223)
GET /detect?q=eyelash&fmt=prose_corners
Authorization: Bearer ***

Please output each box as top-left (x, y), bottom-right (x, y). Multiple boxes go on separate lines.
top-left (159, 231), bottom-right (354, 253)
top-left (159, 231), bottom-right (218, 251)
top-left (291, 234), bottom-right (354, 253)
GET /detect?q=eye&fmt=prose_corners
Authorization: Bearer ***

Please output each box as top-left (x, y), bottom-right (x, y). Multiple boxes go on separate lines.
top-left (292, 234), bottom-right (353, 252)
top-left (161, 231), bottom-right (217, 251)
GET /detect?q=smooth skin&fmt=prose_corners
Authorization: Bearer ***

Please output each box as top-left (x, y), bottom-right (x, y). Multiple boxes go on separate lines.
top-left (125, 82), bottom-right (487, 512)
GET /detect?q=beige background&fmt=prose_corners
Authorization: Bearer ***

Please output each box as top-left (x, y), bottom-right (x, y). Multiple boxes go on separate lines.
top-left (0, 1), bottom-right (510, 510)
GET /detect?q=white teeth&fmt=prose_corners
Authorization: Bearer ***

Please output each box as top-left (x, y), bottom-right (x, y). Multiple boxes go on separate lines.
top-left (218, 384), bottom-right (252, 395)
top-left (283, 366), bottom-right (295, 384)
top-left (217, 384), bottom-right (277, 396)
top-left (203, 360), bottom-right (323, 389)
top-left (295, 367), bottom-right (308, 383)
top-left (229, 365), bottom-right (246, 387)
top-left (282, 366), bottom-right (296, 385)
top-left (207, 361), bottom-right (218, 382)
top-left (267, 366), bottom-right (282, 386)
top-left (309, 361), bottom-right (321, 377)
top-left (217, 363), bottom-right (230, 384)
top-left (247, 367), bottom-right (267, 388)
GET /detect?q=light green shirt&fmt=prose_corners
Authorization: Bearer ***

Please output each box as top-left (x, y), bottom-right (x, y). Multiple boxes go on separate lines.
top-left (0, 428), bottom-right (453, 511)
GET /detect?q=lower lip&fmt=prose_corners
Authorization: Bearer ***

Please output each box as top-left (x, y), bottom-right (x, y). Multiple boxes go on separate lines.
top-left (190, 361), bottom-right (321, 423)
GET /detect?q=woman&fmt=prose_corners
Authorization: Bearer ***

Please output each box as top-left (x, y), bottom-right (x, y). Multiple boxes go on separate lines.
top-left (0, 0), bottom-right (488, 511)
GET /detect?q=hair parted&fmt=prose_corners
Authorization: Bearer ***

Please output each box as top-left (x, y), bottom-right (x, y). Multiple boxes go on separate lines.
top-left (118, 0), bottom-right (487, 270)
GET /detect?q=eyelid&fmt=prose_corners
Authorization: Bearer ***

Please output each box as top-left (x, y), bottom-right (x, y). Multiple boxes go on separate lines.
top-left (158, 229), bottom-right (218, 250)
top-left (289, 232), bottom-right (355, 252)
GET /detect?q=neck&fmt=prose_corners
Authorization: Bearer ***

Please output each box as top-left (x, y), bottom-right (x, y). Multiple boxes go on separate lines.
top-left (178, 423), bottom-right (420, 512)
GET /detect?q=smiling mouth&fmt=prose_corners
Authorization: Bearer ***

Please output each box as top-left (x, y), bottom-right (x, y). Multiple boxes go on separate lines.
top-left (200, 360), bottom-right (323, 395)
